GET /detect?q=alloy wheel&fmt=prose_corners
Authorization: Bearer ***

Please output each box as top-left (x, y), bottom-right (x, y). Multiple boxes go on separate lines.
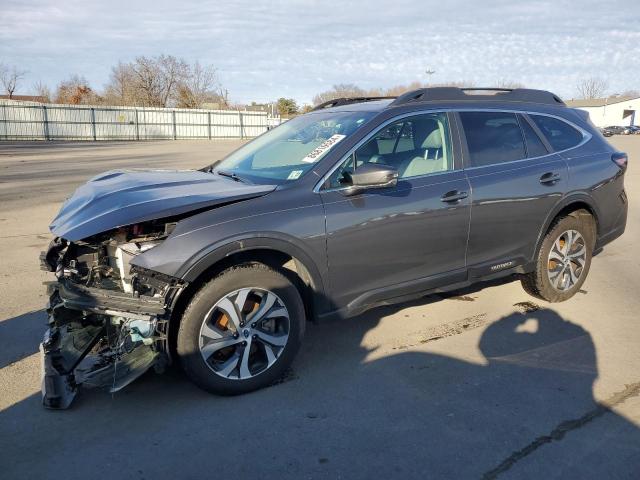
top-left (547, 229), bottom-right (587, 291)
top-left (198, 288), bottom-right (290, 380)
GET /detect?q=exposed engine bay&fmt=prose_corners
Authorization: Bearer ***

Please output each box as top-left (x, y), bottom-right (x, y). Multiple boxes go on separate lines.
top-left (40, 221), bottom-right (185, 409)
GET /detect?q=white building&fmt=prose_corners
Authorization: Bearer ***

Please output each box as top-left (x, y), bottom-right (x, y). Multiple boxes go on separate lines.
top-left (566, 96), bottom-right (640, 128)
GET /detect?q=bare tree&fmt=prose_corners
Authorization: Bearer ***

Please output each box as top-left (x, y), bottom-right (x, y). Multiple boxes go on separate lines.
top-left (103, 62), bottom-right (136, 105)
top-left (112, 55), bottom-right (189, 107)
top-left (103, 56), bottom-right (225, 108)
top-left (176, 61), bottom-right (222, 108)
top-left (620, 89), bottom-right (640, 98)
top-left (128, 55), bottom-right (189, 107)
top-left (312, 80), bottom-right (481, 105)
top-left (0, 63), bottom-right (27, 98)
top-left (576, 77), bottom-right (609, 99)
top-left (495, 79), bottom-right (525, 89)
top-left (312, 84), bottom-right (367, 105)
top-left (384, 81), bottom-right (426, 97)
top-left (54, 75), bottom-right (100, 104)
top-left (33, 81), bottom-right (51, 103)
top-left (129, 56), bottom-right (164, 107)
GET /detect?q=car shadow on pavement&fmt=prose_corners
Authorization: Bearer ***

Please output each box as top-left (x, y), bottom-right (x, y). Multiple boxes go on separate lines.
top-left (0, 309), bottom-right (46, 369)
top-left (1, 301), bottom-right (639, 479)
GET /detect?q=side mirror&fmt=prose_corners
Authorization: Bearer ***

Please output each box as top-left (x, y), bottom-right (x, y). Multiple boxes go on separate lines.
top-left (342, 163), bottom-right (398, 196)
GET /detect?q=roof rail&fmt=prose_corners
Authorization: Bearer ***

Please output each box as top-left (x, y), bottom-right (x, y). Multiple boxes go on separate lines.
top-left (312, 96), bottom-right (394, 111)
top-left (390, 87), bottom-right (565, 107)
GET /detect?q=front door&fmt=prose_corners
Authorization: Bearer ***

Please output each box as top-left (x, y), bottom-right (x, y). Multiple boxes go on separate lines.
top-left (318, 112), bottom-right (471, 311)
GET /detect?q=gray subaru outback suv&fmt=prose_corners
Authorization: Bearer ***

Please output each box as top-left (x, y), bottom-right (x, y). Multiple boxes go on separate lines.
top-left (40, 87), bottom-right (628, 408)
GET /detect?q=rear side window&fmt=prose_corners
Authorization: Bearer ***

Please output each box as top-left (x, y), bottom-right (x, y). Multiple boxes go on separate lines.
top-left (460, 112), bottom-right (526, 167)
top-left (519, 115), bottom-right (549, 158)
top-left (530, 115), bottom-right (583, 151)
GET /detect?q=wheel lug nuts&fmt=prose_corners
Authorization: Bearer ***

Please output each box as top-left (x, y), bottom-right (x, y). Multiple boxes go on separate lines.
top-left (251, 323), bottom-right (256, 328)
top-left (252, 334), bottom-right (257, 339)
top-left (242, 341), bottom-right (247, 346)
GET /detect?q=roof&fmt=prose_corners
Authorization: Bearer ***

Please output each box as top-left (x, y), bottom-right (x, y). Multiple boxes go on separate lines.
top-left (566, 96), bottom-right (639, 108)
top-left (0, 95), bottom-right (47, 103)
top-left (312, 87), bottom-right (566, 114)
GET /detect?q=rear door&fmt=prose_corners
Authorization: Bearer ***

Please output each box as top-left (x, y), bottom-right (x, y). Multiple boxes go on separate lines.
top-left (319, 112), bottom-right (471, 310)
top-left (458, 111), bottom-right (568, 276)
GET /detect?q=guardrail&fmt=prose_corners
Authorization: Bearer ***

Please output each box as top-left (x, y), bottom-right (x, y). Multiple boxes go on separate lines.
top-left (0, 101), bottom-right (276, 141)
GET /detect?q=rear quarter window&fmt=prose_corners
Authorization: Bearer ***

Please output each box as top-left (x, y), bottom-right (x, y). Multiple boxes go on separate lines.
top-left (519, 115), bottom-right (549, 158)
top-left (530, 115), bottom-right (584, 151)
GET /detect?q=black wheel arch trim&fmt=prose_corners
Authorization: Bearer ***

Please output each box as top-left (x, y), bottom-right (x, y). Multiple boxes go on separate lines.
top-left (532, 193), bottom-right (601, 262)
top-left (178, 233), bottom-right (330, 314)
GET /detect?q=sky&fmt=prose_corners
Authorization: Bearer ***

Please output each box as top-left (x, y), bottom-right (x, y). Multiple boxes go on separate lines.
top-left (1, 0), bottom-right (639, 105)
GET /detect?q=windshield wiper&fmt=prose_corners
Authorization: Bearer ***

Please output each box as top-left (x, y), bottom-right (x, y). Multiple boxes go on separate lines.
top-left (215, 169), bottom-right (248, 183)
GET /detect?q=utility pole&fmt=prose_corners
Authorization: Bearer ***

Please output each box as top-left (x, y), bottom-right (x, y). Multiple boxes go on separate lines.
top-left (425, 69), bottom-right (436, 86)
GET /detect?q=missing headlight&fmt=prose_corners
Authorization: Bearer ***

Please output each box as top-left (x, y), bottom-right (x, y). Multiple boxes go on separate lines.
top-left (112, 241), bottom-right (161, 293)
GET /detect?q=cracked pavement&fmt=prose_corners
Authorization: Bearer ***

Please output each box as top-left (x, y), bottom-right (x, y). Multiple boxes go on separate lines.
top-left (0, 138), bottom-right (638, 479)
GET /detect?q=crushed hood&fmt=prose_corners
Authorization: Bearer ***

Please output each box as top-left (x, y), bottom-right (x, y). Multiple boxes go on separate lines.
top-left (50, 169), bottom-right (276, 241)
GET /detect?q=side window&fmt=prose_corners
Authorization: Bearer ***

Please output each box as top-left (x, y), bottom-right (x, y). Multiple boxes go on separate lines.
top-left (374, 122), bottom-right (404, 154)
top-left (394, 121), bottom-right (415, 153)
top-left (530, 115), bottom-right (583, 151)
top-left (518, 115), bottom-right (549, 158)
top-left (327, 113), bottom-right (452, 188)
top-left (460, 112), bottom-right (526, 167)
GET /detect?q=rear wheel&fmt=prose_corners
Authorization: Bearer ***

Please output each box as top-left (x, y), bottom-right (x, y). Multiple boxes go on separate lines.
top-left (521, 214), bottom-right (594, 302)
top-left (177, 263), bottom-right (305, 394)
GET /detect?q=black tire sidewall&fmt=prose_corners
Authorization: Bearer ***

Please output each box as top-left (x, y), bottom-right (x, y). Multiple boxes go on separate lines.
top-left (177, 264), bottom-right (305, 395)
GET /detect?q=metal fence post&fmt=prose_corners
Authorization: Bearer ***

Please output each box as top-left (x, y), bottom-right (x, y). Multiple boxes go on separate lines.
top-left (172, 110), bottom-right (177, 140)
top-left (90, 108), bottom-right (97, 141)
top-left (238, 111), bottom-right (244, 139)
top-left (134, 109), bottom-right (140, 141)
top-left (42, 105), bottom-right (50, 141)
top-left (207, 112), bottom-right (212, 140)
top-left (1, 103), bottom-right (7, 140)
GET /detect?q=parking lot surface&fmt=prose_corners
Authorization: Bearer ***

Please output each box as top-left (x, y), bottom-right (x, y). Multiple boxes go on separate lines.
top-left (0, 138), bottom-right (639, 479)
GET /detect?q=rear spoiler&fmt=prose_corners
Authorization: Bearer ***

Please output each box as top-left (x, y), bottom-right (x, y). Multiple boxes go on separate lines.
top-left (571, 108), bottom-right (591, 122)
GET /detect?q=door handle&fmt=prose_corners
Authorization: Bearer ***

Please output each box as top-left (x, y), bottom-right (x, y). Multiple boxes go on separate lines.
top-left (440, 190), bottom-right (469, 203)
top-left (539, 172), bottom-right (561, 185)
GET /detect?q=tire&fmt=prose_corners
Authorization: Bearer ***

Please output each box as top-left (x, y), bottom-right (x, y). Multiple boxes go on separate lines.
top-left (177, 263), bottom-right (305, 395)
top-left (521, 213), bottom-right (595, 302)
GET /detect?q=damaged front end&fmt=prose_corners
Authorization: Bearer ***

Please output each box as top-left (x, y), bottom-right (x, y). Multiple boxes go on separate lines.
top-left (39, 222), bottom-right (185, 409)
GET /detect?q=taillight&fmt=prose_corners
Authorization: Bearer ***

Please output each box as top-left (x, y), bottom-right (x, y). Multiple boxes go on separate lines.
top-left (612, 152), bottom-right (628, 172)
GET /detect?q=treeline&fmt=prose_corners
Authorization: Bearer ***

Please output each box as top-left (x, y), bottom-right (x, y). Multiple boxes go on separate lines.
top-left (7, 56), bottom-right (638, 115)
top-left (276, 80), bottom-right (525, 116)
top-left (34, 55), bottom-right (227, 109)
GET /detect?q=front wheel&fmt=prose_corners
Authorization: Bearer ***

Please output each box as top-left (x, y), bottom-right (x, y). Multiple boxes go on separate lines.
top-left (521, 214), bottom-right (594, 302)
top-left (177, 263), bottom-right (305, 395)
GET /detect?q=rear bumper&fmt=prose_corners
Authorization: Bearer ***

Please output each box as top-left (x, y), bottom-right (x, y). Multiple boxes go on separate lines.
top-left (595, 190), bottom-right (628, 251)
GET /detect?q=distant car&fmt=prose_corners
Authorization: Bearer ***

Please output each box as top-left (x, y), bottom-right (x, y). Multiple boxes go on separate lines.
top-left (604, 126), bottom-right (627, 135)
top-left (627, 125), bottom-right (640, 135)
top-left (600, 127), bottom-right (614, 137)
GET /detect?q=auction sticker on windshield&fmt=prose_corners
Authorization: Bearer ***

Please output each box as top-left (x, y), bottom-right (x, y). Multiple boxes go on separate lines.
top-left (301, 134), bottom-right (346, 163)
top-left (287, 170), bottom-right (303, 180)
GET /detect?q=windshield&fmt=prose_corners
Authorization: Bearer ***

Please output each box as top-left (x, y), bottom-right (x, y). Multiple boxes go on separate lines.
top-left (212, 110), bottom-right (376, 184)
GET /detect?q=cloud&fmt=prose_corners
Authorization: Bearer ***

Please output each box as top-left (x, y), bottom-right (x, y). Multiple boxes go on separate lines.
top-left (1, 0), bottom-right (638, 104)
